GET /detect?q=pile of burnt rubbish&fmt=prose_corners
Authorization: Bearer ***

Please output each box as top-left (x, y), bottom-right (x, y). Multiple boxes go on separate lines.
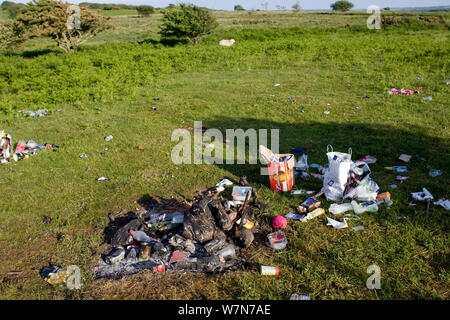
top-left (95, 176), bottom-right (269, 279)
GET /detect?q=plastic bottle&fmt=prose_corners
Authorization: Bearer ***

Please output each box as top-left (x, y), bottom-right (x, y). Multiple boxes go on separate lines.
top-left (351, 201), bottom-right (378, 214)
top-left (384, 166), bottom-right (407, 173)
top-left (329, 203), bottom-right (354, 215)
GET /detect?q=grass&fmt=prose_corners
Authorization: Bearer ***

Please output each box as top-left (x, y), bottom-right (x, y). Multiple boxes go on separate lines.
top-left (0, 11), bottom-right (449, 300)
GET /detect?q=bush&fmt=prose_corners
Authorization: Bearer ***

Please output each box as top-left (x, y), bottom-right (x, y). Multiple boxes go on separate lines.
top-left (330, 1), bottom-right (354, 12)
top-left (136, 5), bottom-right (155, 17)
top-left (6, 3), bottom-right (25, 18)
top-left (159, 4), bottom-right (218, 44)
top-left (3, 0), bottom-right (112, 53)
top-left (234, 5), bottom-right (245, 11)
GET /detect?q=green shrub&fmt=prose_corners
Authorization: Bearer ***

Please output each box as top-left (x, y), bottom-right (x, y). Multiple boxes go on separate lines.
top-left (330, 1), bottom-right (354, 12)
top-left (136, 5), bottom-right (155, 17)
top-left (159, 4), bottom-right (218, 44)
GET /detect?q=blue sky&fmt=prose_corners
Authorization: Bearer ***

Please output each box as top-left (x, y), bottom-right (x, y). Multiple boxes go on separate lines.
top-left (9, 1), bottom-right (450, 10)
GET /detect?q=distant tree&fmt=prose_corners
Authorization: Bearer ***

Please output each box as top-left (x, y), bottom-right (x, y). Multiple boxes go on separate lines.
top-left (136, 5), bottom-right (155, 17)
top-left (6, 3), bottom-right (25, 18)
top-left (167, 4), bottom-right (176, 9)
top-left (159, 4), bottom-right (218, 44)
top-left (1, 0), bottom-right (112, 53)
top-left (292, 1), bottom-right (301, 12)
top-left (330, 1), bottom-right (354, 12)
top-left (384, 7), bottom-right (390, 11)
top-left (0, 1), bottom-right (16, 10)
top-left (234, 5), bottom-right (245, 11)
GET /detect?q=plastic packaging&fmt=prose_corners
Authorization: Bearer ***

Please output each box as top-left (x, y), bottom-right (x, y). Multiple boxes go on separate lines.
top-left (130, 230), bottom-right (166, 252)
top-left (329, 203), bottom-right (354, 215)
top-left (411, 188), bottom-right (433, 201)
top-left (429, 170), bottom-right (442, 177)
top-left (384, 166), bottom-right (407, 173)
top-left (232, 186), bottom-right (252, 201)
top-left (217, 245), bottom-right (236, 260)
top-left (267, 231), bottom-right (288, 249)
top-left (301, 208), bottom-right (325, 221)
top-left (351, 201), bottom-right (378, 214)
top-left (261, 265), bottom-right (279, 275)
top-left (105, 135), bottom-right (114, 141)
top-left (105, 247), bottom-right (125, 264)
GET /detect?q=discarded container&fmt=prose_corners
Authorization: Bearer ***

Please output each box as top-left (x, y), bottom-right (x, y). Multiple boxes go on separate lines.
top-left (236, 218), bottom-right (254, 230)
top-left (352, 225), bottom-right (364, 231)
top-left (385, 166), bottom-right (407, 173)
top-left (105, 135), bottom-right (114, 141)
top-left (139, 243), bottom-right (151, 261)
top-left (96, 177), bottom-right (111, 182)
top-left (422, 96), bottom-right (432, 101)
top-left (376, 192), bottom-right (391, 200)
top-left (261, 265), bottom-right (279, 275)
top-left (434, 199), bottom-right (450, 210)
top-left (301, 197), bottom-right (321, 212)
top-left (324, 111), bottom-right (330, 115)
top-left (259, 145), bottom-right (295, 192)
top-left (329, 203), bottom-right (354, 215)
top-left (40, 266), bottom-right (69, 286)
top-left (267, 231), bottom-right (288, 249)
top-left (351, 200), bottom-right (378, 214)
top-left (232, 186), bottom-right (252, 201)
top-left (301, 208), bottom-right (325, 222)
top-left (152, 265), bottom-right (165, 272)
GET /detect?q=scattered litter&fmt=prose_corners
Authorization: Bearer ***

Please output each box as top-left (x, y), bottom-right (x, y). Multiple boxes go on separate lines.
top-left (152, 107), bottom-right (158, 111)
top-left (216, 178), bottom-right (233, 188)
top-left (323, 111), bottom-right (330, 115)
top-left (0, 131), bottom-right (12, 164)
top-left (434, 199), bottom-right (450, 210)
top-left (411, 188), bottom-right (433, 201)
top-left (416, 77), bottom-right (423, 80)
top-left (232, 186), bottom-right (252, 201)
top-left (422, 96), bottom-right (432, 101)
top-left (385, 166), bottom-right (407, 173)
top-left (154, 97), bottom-right (160, 101)
top-left (105, 135), bottom-right (114, 142)
top-left (390, 184), bottom-right (398, 189)
top-left (274, 83), bottom-right (280, 87)
top-left (397, 216), bottom-right (408, 220)
top-left (42, 216), bottom-right (52, 224)
top-left (259, 145), bottom-right (295, 192)
top-left (355, 107), bottom-right (361, 109)
top-left (22, 109), bottom-right (48, 118)
top-left (272, 216), bottom-right (287, 229)
top-left (363, 95), bottom-right (370, 99)
top-left (429, 169), bottom-right (442, 177)
top-left (261, 265), bottom-right (279, 275)
top-left (96, 177), bottom-right (111, 182)
top-left (291, 190), bottom-right (315, 195)
top-left (40, 265), bottom-right (82, 288)
top-left (291, 147), bottom-right (308, 172)
top-left (389, 88), bottom-right (420, 95)
top-left (267, 231), bottom-right (288, 249)
top-left (219, 39), bottom-right (235, 47)
top-left (290, 294), bottom-right (311, 300)
top-left (284, 212), bottom-right (303, 220)
top-left (351, 200), bottom-right (378, 214)
top-left (396, 176), bottom-right (409, 182)
top-left (352, 225), bottom-right (364, 231)
top-left (311, 173), bottom-right (323, 180)
top-left (398, 154), bottom-right (411, 163)
top-left (301, 208), bottom-right (325, 222)
top-left (326, 217), bottom-right (348, 229)
top-left (80, 154), bottom-right (87, 158)
top-left (329, 203), bottom-right (353, 215)
top-left (358, 156), bottom-right (376, 164)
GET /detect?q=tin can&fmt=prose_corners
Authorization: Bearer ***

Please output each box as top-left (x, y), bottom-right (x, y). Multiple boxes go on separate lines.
top-left (139, 243), bottom-right (151, 261)
top-left (15, 140), bottom-right (26, 153)
top-left (261, 265), bottom-right (279, 275)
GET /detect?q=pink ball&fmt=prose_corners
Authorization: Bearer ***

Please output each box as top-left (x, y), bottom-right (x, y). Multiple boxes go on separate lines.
top-left (272, 216), bottom-right (288, 229)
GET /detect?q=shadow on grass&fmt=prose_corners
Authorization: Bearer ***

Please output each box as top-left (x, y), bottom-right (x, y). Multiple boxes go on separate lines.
top-left (138, 37), bottom-right (189, 47)
top-left (2, 48), bottom-right (58, 58)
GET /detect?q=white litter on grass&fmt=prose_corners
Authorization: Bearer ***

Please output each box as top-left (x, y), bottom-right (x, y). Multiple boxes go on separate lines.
top-left (324, 111), bottom-right (330, 115)
top-left (219, 39), bottom-right (235, 47)
top-left (326, 217), bottom-right (348, 229)
top-left (434, 199), bottom-right (450, 210)
top-left (96, 177), bottom-right (111, 182)
top-left (352, 225), bottom-right (364, 231)
top-left (274, 83), bottom-right (281, 87)
top-left (216, 179), bottom-right (233, 187)
top-left (411, 188), bottom-right (433, 201)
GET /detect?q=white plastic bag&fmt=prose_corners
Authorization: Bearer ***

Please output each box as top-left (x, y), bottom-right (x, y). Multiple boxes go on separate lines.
top-left (0, 131), bottom-right (12, 162)
top-left (322, 145), bottom-right (352, 200)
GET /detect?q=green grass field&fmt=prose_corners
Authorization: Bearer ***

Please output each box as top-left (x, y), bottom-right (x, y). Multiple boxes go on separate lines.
top-left (0, 10), bottom-right (449, 300)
